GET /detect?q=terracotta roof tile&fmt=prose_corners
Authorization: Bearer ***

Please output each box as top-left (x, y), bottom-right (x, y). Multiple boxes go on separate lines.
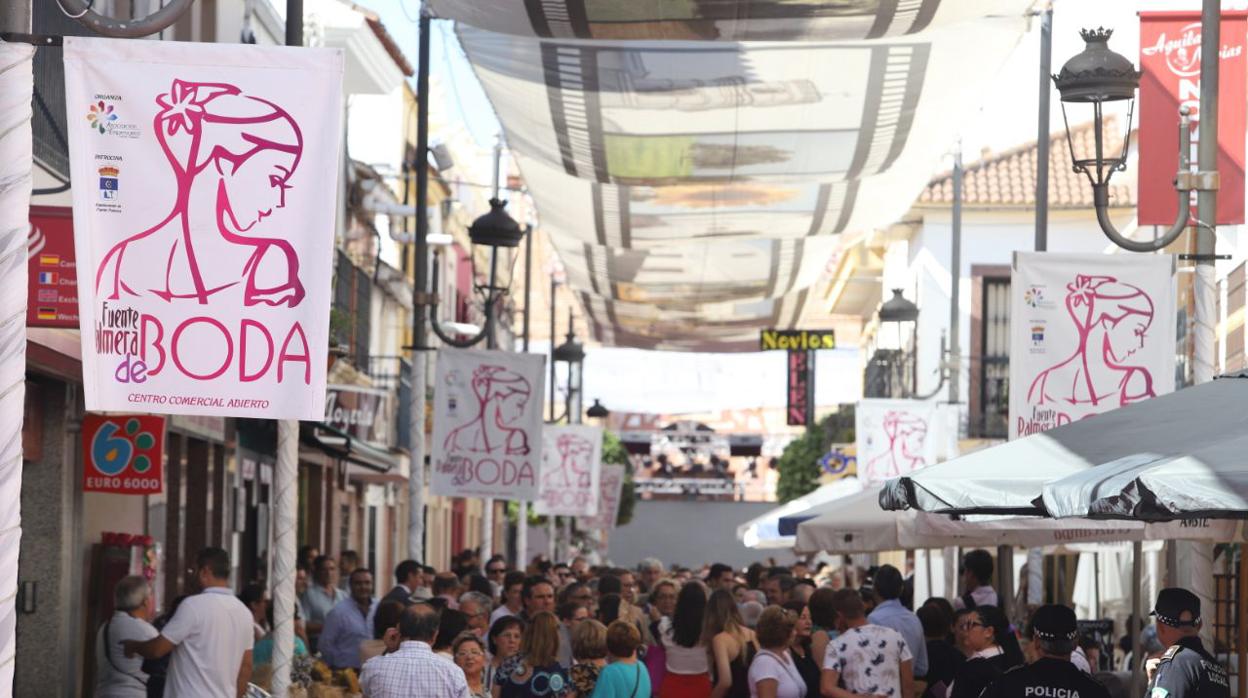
top-left (919, 118), bottom-right (1136, 209)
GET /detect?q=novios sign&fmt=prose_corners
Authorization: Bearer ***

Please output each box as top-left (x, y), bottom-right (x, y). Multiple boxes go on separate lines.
top-left (1139, 12), bottom-right (1245, 225)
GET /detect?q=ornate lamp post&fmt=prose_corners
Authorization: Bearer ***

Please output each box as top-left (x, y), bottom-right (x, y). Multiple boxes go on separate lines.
top-left (876, 289), bottom-right (920, 397)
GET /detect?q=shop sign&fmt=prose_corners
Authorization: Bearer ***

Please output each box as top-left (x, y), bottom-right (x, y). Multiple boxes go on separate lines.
top-left (27, 206), bottom-right (80, 328)
top-left (759, 329), bottom-right (835, 351)
top-left (431, 349), bottom-right (546, 500)
top-left (83, 414), bottom-right (165, 494)
top-left (1139, 13), bottom-right (1246, 224)
top-left (324, 385), bottom-right (387, 445)
top-left (786, 350), bottom-right (813, 426)
top-left (63, 37), bottom-right (344, 419)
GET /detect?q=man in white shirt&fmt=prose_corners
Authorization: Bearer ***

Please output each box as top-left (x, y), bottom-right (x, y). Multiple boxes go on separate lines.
top-left (952, 549), bottom-right (999, 611)
top-left (95, 575), bottom-right (159, 697)
top-left (124, 547), bottom-right (254, 698)
top-left (489, 571), bottom-right (526, 626)
top-left (360, 602), bottom-right (470, 697)
top-left (822, 589), bottom-right (914, 698)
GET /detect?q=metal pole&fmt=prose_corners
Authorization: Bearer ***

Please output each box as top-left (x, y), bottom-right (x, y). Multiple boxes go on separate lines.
top-left (0, 2), bottom-right (33, 688)
top-left (1179, 0), bottom-right (1220, 650)
top-left (270, 4), bottom-right (304, 695)
top-left (1035, 3), bottom-right (1052, 252)
top-left (549, 275), bottom-right (557, 423)
top-left (518, 225), bottom-right (532, 566)
top-left (407, 7), bottom-right (432, 565)
top-left (1132, 541), bottom-right (1144, 696)
top-left (481, 249), bottom-right (499, 560)
top-left (950, 146), bottom-right (962, 406)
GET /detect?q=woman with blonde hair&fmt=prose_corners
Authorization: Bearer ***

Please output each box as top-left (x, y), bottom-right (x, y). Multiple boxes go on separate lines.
top-left (703, 589), bottom-right (759, 698)
top-left (570, 619), bottom-right (609, 697)
top-left (493, 611), bottom-right (571, 698)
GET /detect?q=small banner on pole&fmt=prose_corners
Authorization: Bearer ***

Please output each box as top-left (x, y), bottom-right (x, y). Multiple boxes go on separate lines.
top-left (1010, 252), bottom-right (1176, 439)
top-left (578, 464), bottom-right (625, 531)
top-left (82, 414), bottom-right (166, 494)
top-left (535, 425), bottom-right (603, 516)
top-left (431, 349), bottom-right (546, 500)
top-left (1139, 12), bottom-right (1246, 225)
top-left (63, 37), bottom-right (344, 419)
top-left (856, 399), bottom-right (940, 484)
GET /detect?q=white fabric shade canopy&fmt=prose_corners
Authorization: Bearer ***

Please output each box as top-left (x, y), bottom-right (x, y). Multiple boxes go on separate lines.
top-left (793, 485), bottom-right (1241, 554)
top-left (436, 1), bottom-right (1033, 350)
top-left (880, 376), bottom-right (1248, 517)
top-left (737, 476), bottom-right (863, 549)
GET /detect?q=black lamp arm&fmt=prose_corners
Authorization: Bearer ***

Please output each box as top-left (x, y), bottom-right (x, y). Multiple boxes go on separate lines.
top-left (1092, 107), bottom-right (1193, 253)
top-left (427, 248), bottom-right (496, 348)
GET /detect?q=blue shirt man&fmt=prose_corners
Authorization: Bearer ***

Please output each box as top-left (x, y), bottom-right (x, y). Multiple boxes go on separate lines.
top-left (867, 565), bottom-right (929, 678)
top-left (319, 569), bottom-right (377, 669)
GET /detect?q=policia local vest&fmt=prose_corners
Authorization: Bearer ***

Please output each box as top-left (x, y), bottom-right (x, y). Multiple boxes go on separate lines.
top-left (1149, 636), bottom-right (1230, 698)
top-left (981, 657), bottom-right (1110, 698)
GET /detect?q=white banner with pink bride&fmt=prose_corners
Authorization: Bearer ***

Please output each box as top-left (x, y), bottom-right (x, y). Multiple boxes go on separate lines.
top-left (1010, 253), bottom-right (1176, 440)
top-left (856, 399), bottom-right (943, 484)
top-left (535, 425), bottom-right (603, 516)
top-left (431, 349), bottom-right (546, 500)
top-left (63, 37), bottom-right (343, 419)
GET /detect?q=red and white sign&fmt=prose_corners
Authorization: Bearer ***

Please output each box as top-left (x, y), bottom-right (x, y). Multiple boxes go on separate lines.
top-left (578, 464), bottom-right (625, 531)
top-left (63, 37), bottom-right (344, 418)
top-left (1139, 12), bottom-right (1246, 225)
top-left (26, 206), bottom-right (79, 328)
top-left (83, 414), bottom-right (165, 494)
top-left (856, 399), bottom-right (940, 484)
top-left (431, 349), bottom-right (546, 500)
top-left (535, 425), bottom-right (603, 516)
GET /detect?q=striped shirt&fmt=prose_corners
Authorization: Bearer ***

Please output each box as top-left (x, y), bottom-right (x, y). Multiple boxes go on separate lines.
top-left (360, 641), bottom-right (470, 698)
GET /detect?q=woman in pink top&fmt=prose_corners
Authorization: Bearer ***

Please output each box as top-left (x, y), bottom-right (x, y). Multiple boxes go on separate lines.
top-left (657, 582), bottom-right (712, 698)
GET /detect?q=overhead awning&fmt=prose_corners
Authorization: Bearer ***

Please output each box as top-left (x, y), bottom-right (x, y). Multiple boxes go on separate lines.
top-left (435, 1), bottom-right (1034, 350)
top-left (301, 422), bottom-right (400, 474)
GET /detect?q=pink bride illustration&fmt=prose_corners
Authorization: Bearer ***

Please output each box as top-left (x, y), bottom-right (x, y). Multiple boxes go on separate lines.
top-left (1027, 274), bottom-right (1156, 409)
top-left (865, 411), bottom-right (929, 481)
top-left (443, 365), bottom-right (533, 456)
top-left (96, 80), bottom-right (305, 307)
top-left (544, 434), bottom-right (595, 490)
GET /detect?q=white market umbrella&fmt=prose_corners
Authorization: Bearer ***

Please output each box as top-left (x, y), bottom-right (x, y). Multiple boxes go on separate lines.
top-left (880, 376), bottom-right (1248, 515)
top-left (793, 485), bottom-right (925, 554)
top-left (738, 477), bottom-right (864, 549)
top-left (1041, 433), bottom-right (1248, 521)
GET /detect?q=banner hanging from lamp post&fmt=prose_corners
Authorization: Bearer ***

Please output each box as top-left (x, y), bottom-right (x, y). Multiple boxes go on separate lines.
top-left (431, 349), bottom-right (546, 500)
top-left (578, 464), bottom-right (625, 531)
top-left (1009, 252), bottom-right (1176, 439)
top-left (1138, 12), bottom-right (1246, 225)
top-left (535, 425), bottom-right (603, 516)
top-left (62, 37), bottom-right (344, 419)
top-left (856, 399), bottom-right (940, 484)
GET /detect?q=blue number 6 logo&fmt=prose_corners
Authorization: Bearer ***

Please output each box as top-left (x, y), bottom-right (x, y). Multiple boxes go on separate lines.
top-left (91, 422), bottom-right (133, 476)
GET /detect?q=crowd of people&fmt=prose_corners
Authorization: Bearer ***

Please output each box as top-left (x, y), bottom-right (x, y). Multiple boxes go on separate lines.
top-left (91, 545), bottom-right (1227, 698)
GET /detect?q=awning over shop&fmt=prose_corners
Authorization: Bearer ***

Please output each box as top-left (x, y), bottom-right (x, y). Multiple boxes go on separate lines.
top-left (436, 1), bottom-right (1033, 350)
top-left (301, 422), bottom-right (400, 474)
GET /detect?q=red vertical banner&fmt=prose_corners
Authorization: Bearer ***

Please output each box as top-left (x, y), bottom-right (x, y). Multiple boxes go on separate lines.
top-left (1139, 12), bottom-right (1246, 225)
top-left (82, 414), bottom-right (166, 494)
top-left (786, 350), bottom-right (812, 426)
top-left (26, 206), bottom-right (80, 328)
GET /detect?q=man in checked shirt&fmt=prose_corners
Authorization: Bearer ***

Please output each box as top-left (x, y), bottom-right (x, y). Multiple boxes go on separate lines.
top-left (360, 602), bottom-right (470, 697)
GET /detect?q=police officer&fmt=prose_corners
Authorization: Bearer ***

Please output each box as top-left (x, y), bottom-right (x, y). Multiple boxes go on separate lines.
top-left (1147, 588), bottom-right (1229, 698)
top-left (981, 604), bottom-right (1109, 698)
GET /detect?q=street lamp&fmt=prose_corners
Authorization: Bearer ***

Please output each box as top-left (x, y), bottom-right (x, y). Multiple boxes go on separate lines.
top-left (1052, 28), bottom-right (1198, 252)
top-left (876, 289), bottom-right (919, 397)
top-left (429, 198), bottom-right (526, 347)
top-left (586, 399), bottom-right (609, 420)
top-left (553, 314), bottom-right (585, 423)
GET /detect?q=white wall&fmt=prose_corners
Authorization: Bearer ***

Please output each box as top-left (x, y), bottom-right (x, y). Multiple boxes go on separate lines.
top-left (901, 208), bottom-right (1133, 404)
